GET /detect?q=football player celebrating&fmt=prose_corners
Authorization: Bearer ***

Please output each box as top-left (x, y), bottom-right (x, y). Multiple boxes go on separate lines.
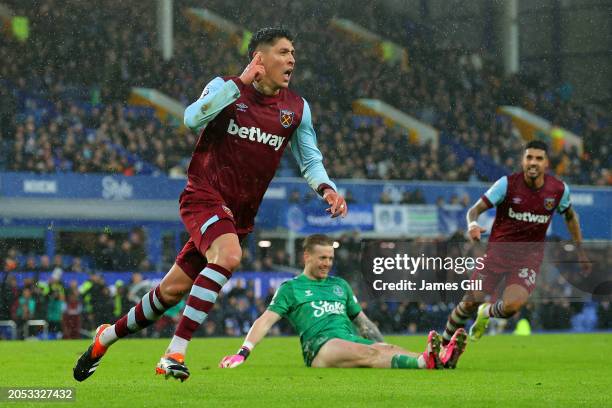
top-left (441, 141), bottom-right (589, 363)
top-left (74, 27), bottom-right (348, 382)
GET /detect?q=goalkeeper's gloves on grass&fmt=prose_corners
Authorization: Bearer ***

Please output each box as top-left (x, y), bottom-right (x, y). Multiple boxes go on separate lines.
top-left (219, 346), bottom-right (250, 368)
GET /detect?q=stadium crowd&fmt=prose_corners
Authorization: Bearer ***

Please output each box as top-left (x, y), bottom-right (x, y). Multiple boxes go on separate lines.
top-left (0, 0), bottom-right (609, 184)
top-left (0, 0), bottom-right (610, 341)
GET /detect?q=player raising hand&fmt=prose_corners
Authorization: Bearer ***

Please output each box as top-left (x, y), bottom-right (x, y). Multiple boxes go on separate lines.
top-left (74, 27), bottom-right (347, 382)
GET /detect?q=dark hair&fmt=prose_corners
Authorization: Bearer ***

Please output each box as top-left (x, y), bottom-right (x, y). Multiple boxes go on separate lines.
top-left (525, 140), bottom-right (548, 154)
top-left (247, 27), bottom-right (294, 61)
top-left (303, 234), bottom-right (334, 253)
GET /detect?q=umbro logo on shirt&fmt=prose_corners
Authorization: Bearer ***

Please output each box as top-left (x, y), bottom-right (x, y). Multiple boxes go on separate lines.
top-left (305, 290), bottom-right (313, 296)
top-left (236, 103), bottom-right (248, 112)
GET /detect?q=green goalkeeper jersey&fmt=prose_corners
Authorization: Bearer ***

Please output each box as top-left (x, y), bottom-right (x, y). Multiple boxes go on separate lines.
top-left (267, 274), bottom-right (364, 364)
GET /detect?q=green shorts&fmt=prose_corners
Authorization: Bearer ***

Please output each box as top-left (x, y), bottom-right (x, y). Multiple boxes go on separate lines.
top-left (301, 328), bottom-right (375, 367)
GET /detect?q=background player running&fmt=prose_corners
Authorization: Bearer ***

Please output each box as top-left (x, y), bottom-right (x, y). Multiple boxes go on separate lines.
top-left (219, 234), bottom-right (467, 370)
top-left (441, 140), bottom-right (589, 353)
top-left (74, 27), bottom-right (348, 382)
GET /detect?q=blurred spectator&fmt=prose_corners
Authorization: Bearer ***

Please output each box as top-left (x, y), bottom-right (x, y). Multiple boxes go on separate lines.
top-left (0, 274), bottom-right (19, 321)
top-left (62, 291), bottom-right (83, 339)
top-left (21, 256), bottom-right (38, 271)
top-left (52, 254), bottom-right (65, 271)
top-left (68, 257), bottom-right (88, 273)
top-left (16, 287), bottom-right (36, 337)
top-left (36, 255), bottom-right (52, 272)
top-left (379, 191), bottom-right (393, 204)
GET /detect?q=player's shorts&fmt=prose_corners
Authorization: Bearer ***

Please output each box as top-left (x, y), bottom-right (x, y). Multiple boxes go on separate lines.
top-left (466, 242), bottom-right (545, 297)
top-left (469, 261), bottom-right (542, 297)
top-left (302, 328), bottom-right (375, 367)
top-left (175, 191), bottom-right (249, 280)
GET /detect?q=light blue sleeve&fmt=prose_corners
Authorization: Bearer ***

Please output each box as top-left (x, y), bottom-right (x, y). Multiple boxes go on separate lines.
top-left (483, 176), bottom-right (508, 207)
top-left (183, 77), bottom-right (241, 131)
top-left (557, 182), bottom-right (572, 213)
top-left (289, 99), bottom-right (337, 194)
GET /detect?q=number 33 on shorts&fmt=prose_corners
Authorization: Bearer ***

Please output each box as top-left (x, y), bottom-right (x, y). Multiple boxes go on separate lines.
top-left (518, 268), bottom-right (536, 286)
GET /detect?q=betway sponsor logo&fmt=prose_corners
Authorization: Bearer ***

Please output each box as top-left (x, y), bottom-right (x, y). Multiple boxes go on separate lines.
top-left (311, 301), bottom-right (345, 318)
top-left (227, 119), bottom-right (285, 151)
top-left (508, 207), bottom-right (550, 224)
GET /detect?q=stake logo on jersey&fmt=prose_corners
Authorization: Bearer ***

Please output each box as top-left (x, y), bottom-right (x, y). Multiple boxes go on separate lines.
top-left (279, 109), bottom-right (294, 128)
top-left (226, 119), bottom-right (285, 151)
top-left (311, 301), bottom-right (345, 318)
top-left (508, 207), bottom-right (550, 224)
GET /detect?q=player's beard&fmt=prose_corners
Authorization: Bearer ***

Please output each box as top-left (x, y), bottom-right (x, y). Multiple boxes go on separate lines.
top-left (526, 166), bottom-right (540, 179)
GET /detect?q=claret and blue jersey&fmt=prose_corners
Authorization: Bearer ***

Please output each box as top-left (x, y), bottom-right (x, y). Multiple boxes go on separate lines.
top-left (182, 76), bottom-right (336, 233)
top-left (482, 172), bottom-right (571, 243)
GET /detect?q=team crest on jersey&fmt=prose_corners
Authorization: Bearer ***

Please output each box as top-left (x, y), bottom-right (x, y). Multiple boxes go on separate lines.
top-left (544, 198), bottom-right (556, 211)
top-left (279, 109), bottom-right (294, 128)
top-left (221, 205), bottom-right (234, 218)
top-left (333, 285), bottom-right (344, 297)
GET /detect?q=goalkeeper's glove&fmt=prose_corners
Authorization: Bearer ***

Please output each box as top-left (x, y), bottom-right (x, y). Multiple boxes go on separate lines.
top-left (219, 345), bottom-right (251, 368)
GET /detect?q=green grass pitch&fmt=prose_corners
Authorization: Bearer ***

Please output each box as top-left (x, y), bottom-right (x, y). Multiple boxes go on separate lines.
top-left (1, 333), bottom-right (610, 407)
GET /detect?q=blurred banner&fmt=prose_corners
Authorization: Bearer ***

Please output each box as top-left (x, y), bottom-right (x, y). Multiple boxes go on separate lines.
top-left (0, 173), bottom-right (610, 239)
top-left (285, 204), bottom-right (374, 233)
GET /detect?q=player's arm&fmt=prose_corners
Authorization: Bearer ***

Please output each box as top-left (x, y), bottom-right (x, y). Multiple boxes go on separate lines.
top-left (563, 207), bottom-right (583, 245)
top-left (183, 77), bottom-right (241, 131)
top-left (559, 184), bottom-right (591, 274)
top-left (352, 311), bottom-right (384, 343)
top-left (290, 99), bottom-right (347, 218)
top-left (466, 199), bottom-right (490, 242)
top-left (219, 310), bottom-right (282, 368)
top-left (467, 175), bottom-right (508, 241)
top-left (183, 54), bottom-right (265, 131)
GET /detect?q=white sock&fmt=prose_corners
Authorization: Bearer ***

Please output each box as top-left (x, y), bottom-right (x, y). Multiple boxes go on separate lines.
top-left (99, 325), bottom-right (119, 347)
top-left (417, 355), bottom-right (426, 369)
top-left (481, 303), bottom-right (492, 317)
top-left (167, 335), bottom-right (189, 355)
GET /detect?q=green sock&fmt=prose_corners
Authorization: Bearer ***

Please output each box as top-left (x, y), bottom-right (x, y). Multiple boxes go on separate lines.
top-left (391, 354), bottom-right (420, 369)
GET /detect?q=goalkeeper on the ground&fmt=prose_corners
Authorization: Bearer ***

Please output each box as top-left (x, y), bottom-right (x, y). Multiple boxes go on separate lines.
top-left (220, 234), bottom-right (467, 369)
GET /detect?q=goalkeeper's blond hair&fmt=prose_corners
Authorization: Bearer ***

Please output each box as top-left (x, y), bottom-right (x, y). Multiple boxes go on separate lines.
top-left (302, 234), bottom-right (334, 253)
